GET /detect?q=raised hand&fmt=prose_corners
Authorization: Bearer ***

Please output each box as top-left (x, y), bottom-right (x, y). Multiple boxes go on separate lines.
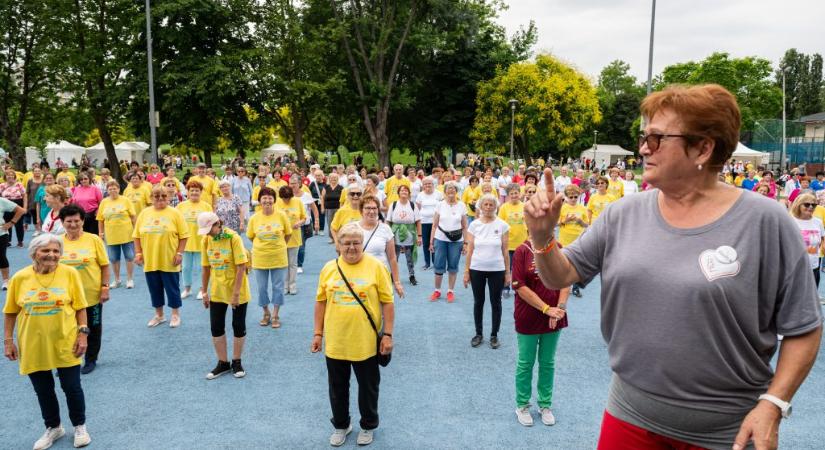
top-left (524, 168), bottom-right (565, 246)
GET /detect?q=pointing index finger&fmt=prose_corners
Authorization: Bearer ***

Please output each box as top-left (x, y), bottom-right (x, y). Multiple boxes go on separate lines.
top-left (544, 168), bottom-right (555, 195)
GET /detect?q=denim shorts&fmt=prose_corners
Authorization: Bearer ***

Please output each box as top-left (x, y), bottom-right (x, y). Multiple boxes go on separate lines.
top-left (106, 242), bottom-right (135, 262)
top-left (433, 238), bottom-right (462, 275)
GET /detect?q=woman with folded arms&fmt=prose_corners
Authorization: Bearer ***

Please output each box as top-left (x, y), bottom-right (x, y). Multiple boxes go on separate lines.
top-left (429, 181), bottom-right (467, 303)
top-left (70, 173), bottom-right (102, 234)
top-left (3, 234), bottom-right (91, 449)
top-left (247, 187), bottom-right (291, 328)
top-left (97, 181), bottom-right (137, 289)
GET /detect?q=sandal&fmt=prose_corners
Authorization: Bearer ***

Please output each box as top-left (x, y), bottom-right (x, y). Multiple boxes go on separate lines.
top-left (259, 312), bottom-right (271, 327)
top-left (147, 316), bottom-right (166, 328)
top-left (271, 317), bottom-right (281, 328)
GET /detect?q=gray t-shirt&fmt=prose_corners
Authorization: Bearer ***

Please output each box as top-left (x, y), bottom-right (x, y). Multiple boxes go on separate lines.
top-left (564, 189), bottom-right (822, 446)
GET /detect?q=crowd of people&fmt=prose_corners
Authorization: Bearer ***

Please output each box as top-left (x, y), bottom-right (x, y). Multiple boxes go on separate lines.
top-left (2, 83), bottom-right (823, 450)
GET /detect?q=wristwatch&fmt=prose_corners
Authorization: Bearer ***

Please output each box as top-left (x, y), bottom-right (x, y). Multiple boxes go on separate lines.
top-left (78, 326), bottom-right (91, 335)
top-left (558, 303), bottom-right (567, 311)
top-left (758, 394), bottom-right (792, 419)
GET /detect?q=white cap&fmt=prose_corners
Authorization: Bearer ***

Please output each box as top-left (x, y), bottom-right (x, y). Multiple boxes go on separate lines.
top-left (196, 212), bottom-right (220, 235)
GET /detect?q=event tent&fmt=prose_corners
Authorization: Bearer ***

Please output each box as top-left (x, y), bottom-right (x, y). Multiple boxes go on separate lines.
top-left (731, 142), bottom-right (769, 166)
top-left (40, 141), bottom-right (86, 167)
top-left (579, 145), bottom-right (634, 167)
top-left (261, 143), bottom-right (293, 159)
top-left (85, 141), bottom-right (150, 165)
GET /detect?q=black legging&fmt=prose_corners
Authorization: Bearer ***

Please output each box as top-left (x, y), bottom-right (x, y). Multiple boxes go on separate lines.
top-left (469, 269), bottom-right (504, 337)
top-left (82, 210), bottom-right (98, 234)
top-left (85, 303), bottom-right (103, 363)
top-left (421, 223), bottom-right (433, 267)
top-left (0, 234), bottom-right (8, 269)
top-left (3, 198), bottom-right (24, 244)
top-left (814, 268), bottom-right (820, 287)
top-left (209, 302), bottom-right (248, 338)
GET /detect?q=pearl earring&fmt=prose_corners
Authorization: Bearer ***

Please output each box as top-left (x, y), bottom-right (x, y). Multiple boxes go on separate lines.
top-left (697, 164), bottom-right (703, 171)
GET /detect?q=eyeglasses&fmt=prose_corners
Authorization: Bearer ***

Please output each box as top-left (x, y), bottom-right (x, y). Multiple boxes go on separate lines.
top-left (339, 241), bottom-right (363, 247)
top-left (349, 192), bottom-right (362, 197)
top-left (566, 195), bottom-right (579, 199)
top-left (639, 133), bottom-right (701, 151)
top-left (152, 195), bottom-right (168, 199)
top-left (363, 206), bottom-right (378, 211)
top-left (802, 203), bottom-right (817, 209)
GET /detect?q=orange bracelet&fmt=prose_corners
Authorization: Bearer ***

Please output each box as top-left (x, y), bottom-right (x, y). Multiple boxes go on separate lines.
top-left (530, 236), bottom-right (557, 255)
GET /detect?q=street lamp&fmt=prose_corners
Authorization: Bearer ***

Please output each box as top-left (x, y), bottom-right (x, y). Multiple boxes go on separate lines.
top-left (646, 0), bottom-right (656, 96)
top-left (145, 0), bottom-right (158, 164)
top-left (509, 99), bottom-right (519, 162)
top-left (593, 130), bottom-right (599, 163)
top-left (781, 67), bottom-right (788, 172)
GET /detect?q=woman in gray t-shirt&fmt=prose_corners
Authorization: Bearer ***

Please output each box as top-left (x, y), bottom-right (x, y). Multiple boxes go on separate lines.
top-left (524, 84), bottom-right (822, 450)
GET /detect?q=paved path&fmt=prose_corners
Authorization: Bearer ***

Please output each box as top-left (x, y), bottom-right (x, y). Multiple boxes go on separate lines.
top-left (1, 235), bottom-right (823, 449)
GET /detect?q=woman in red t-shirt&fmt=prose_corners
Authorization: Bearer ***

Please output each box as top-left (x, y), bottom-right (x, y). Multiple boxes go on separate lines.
top-left (511, 238), bottom-right (569, 427)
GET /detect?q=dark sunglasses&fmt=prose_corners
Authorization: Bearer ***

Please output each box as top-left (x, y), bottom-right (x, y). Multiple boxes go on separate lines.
top-left (638, 133), bottom-right (701, 151)
top-left (566, 195), bottom-right (579, 199)
top-left (802, 203), bottom-right (817, 209)
top-left (349, 192), bottom-right (362, 197)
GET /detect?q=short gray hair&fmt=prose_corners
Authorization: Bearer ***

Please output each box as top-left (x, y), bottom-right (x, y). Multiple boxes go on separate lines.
top-left (29, 233), bottom-right (63, 259)
top-left (337, 222), bottom-right (364, 242)
top-left (443, 181), bottom-right (461, 193)
top-left (476, 193), bottom-right (500, 215)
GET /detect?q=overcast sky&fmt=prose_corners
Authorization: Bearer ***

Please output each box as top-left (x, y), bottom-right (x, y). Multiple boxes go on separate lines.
top-left (497, 0), bottom-right (825, 83)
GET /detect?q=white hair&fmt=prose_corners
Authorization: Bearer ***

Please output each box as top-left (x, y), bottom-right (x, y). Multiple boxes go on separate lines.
top-left (29, 233), bottom-right (63, 259)
top-left (476, 193), bottom-right (500, 216)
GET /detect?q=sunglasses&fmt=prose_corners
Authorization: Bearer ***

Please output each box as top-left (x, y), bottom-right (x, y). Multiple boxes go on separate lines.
top-left (566, 195), bottom-right (579, 199)
top-left (349, 192), bottom-right (362, 197)
top-left (802, 203), bottom-right (817, 209)
top-left (638, 133), bottom-right (701, 151)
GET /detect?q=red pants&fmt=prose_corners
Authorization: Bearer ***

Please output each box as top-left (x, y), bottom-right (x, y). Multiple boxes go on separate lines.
top-left (597, 411), bottom-right (708, 450)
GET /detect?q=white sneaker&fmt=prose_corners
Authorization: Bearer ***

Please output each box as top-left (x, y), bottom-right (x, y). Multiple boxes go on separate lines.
top-left (33, 425), bottom-right (65, 450)
top-left (2, 281), bottom-right (7, 290)
top-left (111, 280), bottom-right (120, 289)
top-left (540, 407), bottom-right (556, 426)
top-left (329, 425), bottom-right (352, 447)
top-left (73, 424), bottom-right (91, 448)
top-left (125, 279), bottom-right (134, 289)
top-left (515, 406), bottom-right (533, 426)
top-left (196, 290), bottom-right (204, 300)
top-left (297, 267), bottom-right (304, 274)
top-left (181, 288), bottom-right (192, 299)
top-left (356, 429), bottom-right (374, 446)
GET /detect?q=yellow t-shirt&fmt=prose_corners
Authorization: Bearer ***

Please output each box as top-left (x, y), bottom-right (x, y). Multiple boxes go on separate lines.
top-left (462, 187), bottom-right (479, 218)
top-left (316, 255), bottom-right (394, 361)
top-left (59, 171), bottom-right (76, 187)
top-left (60, 233), bottom-right (110, 306)
top-left (132, 206), bottom-right (190, 272)
top-left (588, 192), bottom-right (617, 222)
top-left (734, 175), bottom-right (745, 187)
top-left (96, 196), bottom-right (136, 245)
top-left (558, 203), bottom-right (590, 247)
top-left (277, 197), bottom-right (307, 248)
top-left (330, 205), bottom-right (362, 233)
top-left (191, 175), bottom-right (219, 206)
top-left (267, 179), bottom-right (287, 191)
top-left (814, 206), bottom-right (825, 256)
top-left (201, 229), bottom-right (250, 304)
top-left (22, 171), bottom-right (34, 187)
top-left (246, 210), bottom-right (291, 269)
top-left (3, 265), bottom-right (87, 375)
top-left (123, 184), bottom-right (152, 214)
top-left (607, 178), bottom-right (624, 198)
top-left (498, 201), bottom-right (527, 251)
top-left (177, 200), bottom-right (213, 252)
top-left (384, 177), bottom-right (411, 204)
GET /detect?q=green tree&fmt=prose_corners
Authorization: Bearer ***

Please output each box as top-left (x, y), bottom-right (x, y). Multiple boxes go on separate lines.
top-left (0, 0), bottom-right (61, 168)
top-left (777, 49), bottom-right (824, 119)
top-left (126, 0), bottom-right (257, 166)
top-left (472, 54), bottom-right (602, 163)
top-left (595, 60), bottom-right (645, 151)
top-left (659, 52), bottom-right (781, 131)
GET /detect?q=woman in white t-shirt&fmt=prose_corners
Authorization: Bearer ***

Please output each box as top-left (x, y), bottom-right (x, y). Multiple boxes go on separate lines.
top-left (463, 193), bottom-right (510, 349)
top-left (791, 193), bottom-right (825, 286)
top-left (622, 171), bottom-right (639, 195)
top-left (416, 177), bottom-right (444, 270)
top-left (407, 168), bottom-right (421, 202)
top-left (429, 181), bottom-right (467, 302)
top-left (358, 195), bottom-right (404, 297)
top-left (387, 185), bottom-right (422, 286)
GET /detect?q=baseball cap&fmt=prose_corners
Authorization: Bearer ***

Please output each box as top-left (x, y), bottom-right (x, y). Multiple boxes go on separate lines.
top-left (197, 212), bottom-right (220, 235)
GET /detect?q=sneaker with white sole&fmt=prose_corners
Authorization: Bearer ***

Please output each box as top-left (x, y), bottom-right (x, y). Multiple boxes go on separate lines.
top-left (111, 280), bottom-right (120, 289)
top-left (33, 425), bottom-right (65, 450)
top-left (196, 290), bottom-right (205, 300)
top-left (206, 361), bottom-right (231, 380)
top-left (181, 288), bottom-right (192, 299)
top-left (297, 267), bottom-right (304, 274)
top-left (515, 406), bottom-right (534, 426)
top-left (356, 429), bottom-right (374, 446)
top-left (329, 425), bottom-right (352, 447)
top-left (125, 279), bottom-right (134, 289)
top-left (73, 424), bottom-right (91, 448)
top-left (2, 281), bottom-right (7, 291)
top-left (540, 407), bottom-right (556, 426)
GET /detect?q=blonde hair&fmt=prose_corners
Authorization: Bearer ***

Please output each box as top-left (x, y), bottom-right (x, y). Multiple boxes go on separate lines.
top-left (790, 193), bottom-right (817, 218)
top-left (337, 222), bottom-right (364, 242)
top-left (45, 184), bottom-right (69, 203)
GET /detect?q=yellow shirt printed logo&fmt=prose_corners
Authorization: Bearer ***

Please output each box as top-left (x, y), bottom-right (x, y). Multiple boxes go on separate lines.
top-left (23, 288), bottom-right (68, 316)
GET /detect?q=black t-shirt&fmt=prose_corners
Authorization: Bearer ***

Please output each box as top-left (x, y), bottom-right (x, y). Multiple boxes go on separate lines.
top-left (323, 184), bottom-right (343, 209)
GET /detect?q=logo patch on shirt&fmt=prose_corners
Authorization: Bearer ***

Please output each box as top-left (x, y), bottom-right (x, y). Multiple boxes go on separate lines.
top-left (699, 246), bottom-right (740, 281)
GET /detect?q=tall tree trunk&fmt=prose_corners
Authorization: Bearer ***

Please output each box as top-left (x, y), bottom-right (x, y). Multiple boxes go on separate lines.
top-left (93, 113), bottom-right (122, 185)
top-left (292, 108), bottom-right (307, 168)
top-left (204, 149), bottom-right (212, 167)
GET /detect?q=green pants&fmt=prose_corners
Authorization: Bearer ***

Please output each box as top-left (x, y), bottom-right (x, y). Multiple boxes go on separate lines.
top-left (515, 331), bottom-right (561, 408)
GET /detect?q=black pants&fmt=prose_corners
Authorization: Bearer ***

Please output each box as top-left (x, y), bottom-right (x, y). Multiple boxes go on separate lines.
top-left (0, 234), bottom-right (8, 269)
top-left (4, 198), bottom-right (24, 244)
top-left (470, 269), bottom-right (504, 336)
top-left (421, 223), bottom-right (433, 267)
top-left (814, 268), bottom-right (821, 287)
top-left (326, 355), bottom-right (380, 430)
top-left (85, 303), bottom-right (103, 363)
top-left (209, 302), bottom-right (247, 338)
top-left (395, 245), bottom-right (415, 277)
top-left (83, 210), bottom-right (98, 234)
top-left (28, 365), bottom-right (85, 428)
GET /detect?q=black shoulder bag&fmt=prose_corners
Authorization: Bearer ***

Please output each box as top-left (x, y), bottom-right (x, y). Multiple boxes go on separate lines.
top-left (335, 258), bottom-right (391, 367)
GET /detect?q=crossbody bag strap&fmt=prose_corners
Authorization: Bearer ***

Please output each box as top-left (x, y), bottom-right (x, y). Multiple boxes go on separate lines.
top-left (335, 258), bottom-right (379, 336)
top-left (362, 225), bottom-right (379, 251)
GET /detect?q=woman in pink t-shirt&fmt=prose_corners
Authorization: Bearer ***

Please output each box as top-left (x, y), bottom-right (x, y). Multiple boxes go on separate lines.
top-left (71, 172), bottom-right (103, 234)
top-left (146, 164), bottom-right (164, 185)
top-left (1, 168), bottom-right (27, 247)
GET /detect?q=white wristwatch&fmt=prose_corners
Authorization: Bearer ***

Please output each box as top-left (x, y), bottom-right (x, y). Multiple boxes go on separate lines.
top-left (758, 394), bottom-right (792, 419)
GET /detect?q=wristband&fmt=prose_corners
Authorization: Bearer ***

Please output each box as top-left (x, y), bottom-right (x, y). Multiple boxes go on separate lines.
top-left (383, 333), bottom-right (392, 338)
top-left (313, 333), bottom-right (323, 337)
top-left (541, 304), bottom-right (550, 315)
top-left (530, 237), bottom-right (557, 255)
top-left (3, 338), bottom-right (13, 343)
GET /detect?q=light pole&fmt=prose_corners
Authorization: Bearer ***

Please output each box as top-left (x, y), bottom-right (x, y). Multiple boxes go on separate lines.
top-left (508, 99), bottom-right (518, 162)
top-left (145, 0), bottom-right (158, 164)
top-left (593, 130), bottom-right (599, 162)
top-left (646, 0), bottom-right (656, 96)
top-left (781, 67), bottom-right (787, 172)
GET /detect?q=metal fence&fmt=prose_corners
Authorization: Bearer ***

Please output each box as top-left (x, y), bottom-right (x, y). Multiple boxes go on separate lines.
top-left (751, 138), bottom-right (825, 167)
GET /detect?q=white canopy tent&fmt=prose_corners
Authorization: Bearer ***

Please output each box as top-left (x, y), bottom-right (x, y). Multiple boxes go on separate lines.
top-left (261, 143), bottom-right (293, 159)
top-left (115, 141), bottom-right (150, 163)
top-left (42, 141), bottom-right (86, 167)
top-left (579, 145), bottom-right (634, 167)
top-left (731, 142), bottom-right (769, 166)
